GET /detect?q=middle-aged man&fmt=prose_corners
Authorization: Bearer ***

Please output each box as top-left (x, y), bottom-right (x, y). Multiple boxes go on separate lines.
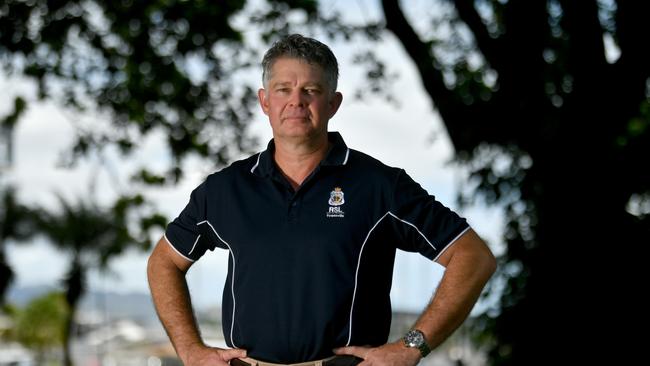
top-left (147, 34), bottom-right (496, 366)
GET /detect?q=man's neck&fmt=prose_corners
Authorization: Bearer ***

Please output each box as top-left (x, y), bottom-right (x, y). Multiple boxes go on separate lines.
top-left (273, 134), bottom-right (330, 191)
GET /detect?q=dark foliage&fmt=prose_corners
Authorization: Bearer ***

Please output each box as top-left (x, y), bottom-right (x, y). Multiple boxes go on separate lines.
top-left (380, 0), bottom-right (649, 363)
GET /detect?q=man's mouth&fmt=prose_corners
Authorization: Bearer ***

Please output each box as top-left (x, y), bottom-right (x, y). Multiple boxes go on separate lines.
top-left (282, 115), bottom-right (309, 121)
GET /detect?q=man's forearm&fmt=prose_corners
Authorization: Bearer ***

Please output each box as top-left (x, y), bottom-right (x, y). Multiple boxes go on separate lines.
top-left (415, 239), bottom-right (496, 350)
top-left (147, 253), bottom-right (203, 361)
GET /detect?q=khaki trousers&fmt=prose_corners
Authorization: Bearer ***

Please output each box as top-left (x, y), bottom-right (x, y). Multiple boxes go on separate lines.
top-left (232, 355), bottom-right (360, 366)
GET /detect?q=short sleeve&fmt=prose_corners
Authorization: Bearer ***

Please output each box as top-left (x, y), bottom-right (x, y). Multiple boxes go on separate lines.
top-left (390, 169), bottom-right (470, 260)
top-left (165, 180), bottom-right (216, 262)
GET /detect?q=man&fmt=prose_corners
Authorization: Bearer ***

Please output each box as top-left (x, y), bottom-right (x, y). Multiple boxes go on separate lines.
top-left (147, 34), bottom-right (496, 366)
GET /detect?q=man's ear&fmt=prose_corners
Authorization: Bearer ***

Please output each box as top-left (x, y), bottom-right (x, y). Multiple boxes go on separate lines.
top-left (328, 91), bottom-right (343, 118)
top-left (258, 88), bottom-right (270, 115)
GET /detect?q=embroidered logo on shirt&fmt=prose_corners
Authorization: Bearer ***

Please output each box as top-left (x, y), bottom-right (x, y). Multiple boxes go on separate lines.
top-left (328, 187), bottom-right (345, 206)
top-left (326, 187), bottom-right (345, 218)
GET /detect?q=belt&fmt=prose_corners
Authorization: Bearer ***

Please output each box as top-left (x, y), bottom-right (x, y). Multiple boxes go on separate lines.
top-left (231, 355), bottom-right (362, 366)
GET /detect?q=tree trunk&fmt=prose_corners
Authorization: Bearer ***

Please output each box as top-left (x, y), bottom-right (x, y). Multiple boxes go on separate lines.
top-left (63, 259), bottom-right (84, 366)
top-left (491, 107), bottom-right (645, 363)
top-left (63, 303), bottom-right (76, 366)
top-left (0, 248), bottom-right (13, 304)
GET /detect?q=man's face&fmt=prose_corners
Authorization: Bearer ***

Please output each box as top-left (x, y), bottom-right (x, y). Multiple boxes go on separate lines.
top-left (258, 57), bottom-right (342, 142)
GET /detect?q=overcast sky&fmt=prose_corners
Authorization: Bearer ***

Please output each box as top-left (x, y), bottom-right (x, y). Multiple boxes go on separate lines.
top-left (1, 0), bottom-right (503, 313)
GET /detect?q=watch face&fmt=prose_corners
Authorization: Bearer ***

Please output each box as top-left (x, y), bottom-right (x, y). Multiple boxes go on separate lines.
top-left (405, 329), bottom-right (424, 347)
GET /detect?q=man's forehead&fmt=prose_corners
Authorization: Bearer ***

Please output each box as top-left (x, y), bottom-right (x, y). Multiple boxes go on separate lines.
top-left (271, 80), bottom-right (324, 87)
top-left (268, 75), bottom-right (326, 88)
top-left (270, 58), bottom-right (324, 74)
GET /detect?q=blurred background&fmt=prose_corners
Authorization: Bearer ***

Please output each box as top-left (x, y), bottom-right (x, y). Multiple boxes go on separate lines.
top-left (1, 0), bottom-right (648, 365)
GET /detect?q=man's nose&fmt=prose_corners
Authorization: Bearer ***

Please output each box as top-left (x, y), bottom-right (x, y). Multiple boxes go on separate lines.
top-left (288, 89), bottom-right (306, 106)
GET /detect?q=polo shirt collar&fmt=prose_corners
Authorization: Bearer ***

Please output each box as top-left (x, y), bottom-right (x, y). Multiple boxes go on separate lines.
top-left (250, 132), bottom-right (350, 177)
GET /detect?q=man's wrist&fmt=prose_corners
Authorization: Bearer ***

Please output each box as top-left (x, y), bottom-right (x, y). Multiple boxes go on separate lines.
top-left (402, 329), bottom-right (431, 358)
top-left (401, 341), bottom-right (423, 360)
top-left (178, 340), bottom-right (207, 363)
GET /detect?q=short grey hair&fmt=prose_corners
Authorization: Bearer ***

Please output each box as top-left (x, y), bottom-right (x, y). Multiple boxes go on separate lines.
top-left (261, 34), bottom-right (339, 94)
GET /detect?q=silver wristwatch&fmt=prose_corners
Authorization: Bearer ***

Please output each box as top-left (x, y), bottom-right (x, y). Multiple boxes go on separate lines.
top-left (403, 329), bottom-right (431, 357)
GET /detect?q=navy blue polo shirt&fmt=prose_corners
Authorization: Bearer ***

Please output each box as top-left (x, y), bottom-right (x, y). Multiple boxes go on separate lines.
top-left (164, 132), bottom-right (469, 363)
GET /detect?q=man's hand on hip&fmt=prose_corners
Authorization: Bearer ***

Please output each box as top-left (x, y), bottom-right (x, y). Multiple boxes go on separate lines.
top-left (333, 341), bottom-right (421, 366)
top-left (181, 345), bottom-right (247, 366)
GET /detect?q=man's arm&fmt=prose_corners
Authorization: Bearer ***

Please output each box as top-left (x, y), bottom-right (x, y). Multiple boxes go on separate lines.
top-left (334, 229), bottom-right (496, 366)
top-left (414, 229), bottom-right (497, 350)
top-left (147, 236), bottom-right (247, 365)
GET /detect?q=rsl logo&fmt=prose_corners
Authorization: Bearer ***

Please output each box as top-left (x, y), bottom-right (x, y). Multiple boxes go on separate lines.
top-left (328, 187), bottom-right (345, 206)
top-left (326, 187), bottom-right (345, 218)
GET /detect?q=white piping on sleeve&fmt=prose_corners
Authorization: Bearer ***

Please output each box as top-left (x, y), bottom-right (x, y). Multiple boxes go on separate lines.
top-left (196, 220), bottom-right (238, 348)
top-left (433, 226), bottom-right (471, 263)
top-left (387, 212), bottom-right (437, 250)
top-left (163, 234), bottom-right (195, 263)
top-left (187, 234), bottom-right (201, 255)
top-left (346, 211), bottom-right (391, 346)
top-left (250, 152), bottom-right (262, 173)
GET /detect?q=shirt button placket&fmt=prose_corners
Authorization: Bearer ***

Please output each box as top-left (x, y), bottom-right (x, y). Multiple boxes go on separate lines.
top-left (288, 197), bottom-right (299, 223)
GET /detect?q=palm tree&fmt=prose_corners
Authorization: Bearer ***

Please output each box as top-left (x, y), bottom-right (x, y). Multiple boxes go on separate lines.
top-left (0, 187), bottom-right (36, 305)
top-left (34, 193), bottom-right (165, 366)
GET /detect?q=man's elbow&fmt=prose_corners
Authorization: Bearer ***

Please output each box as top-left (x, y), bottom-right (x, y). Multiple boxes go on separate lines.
top-left (466, 236), bottom-right (497, 281)
top-left (479, 245), bottom-right (497, 281)
top-left (485, 251), bottom-right (497, 277)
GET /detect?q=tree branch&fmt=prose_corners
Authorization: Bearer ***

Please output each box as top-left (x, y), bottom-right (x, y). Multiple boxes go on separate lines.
top-left (380, 0), bottom-right (489, 152)
top-left (452, 0), bottom-right (504, 73)
top-left (492, 0), bottom-right (550, 153)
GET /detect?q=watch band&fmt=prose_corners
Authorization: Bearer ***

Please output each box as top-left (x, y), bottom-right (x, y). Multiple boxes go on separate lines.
top-left (416, 341), bottom-right (431, 357)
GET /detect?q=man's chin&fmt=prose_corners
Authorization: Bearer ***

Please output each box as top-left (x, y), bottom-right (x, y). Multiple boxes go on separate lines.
top-left (276, 128), bottom-right (327, 141)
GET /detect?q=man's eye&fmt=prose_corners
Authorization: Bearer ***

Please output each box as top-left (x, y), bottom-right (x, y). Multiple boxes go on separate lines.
top-left (306, 89), bottom-right (320, 94)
